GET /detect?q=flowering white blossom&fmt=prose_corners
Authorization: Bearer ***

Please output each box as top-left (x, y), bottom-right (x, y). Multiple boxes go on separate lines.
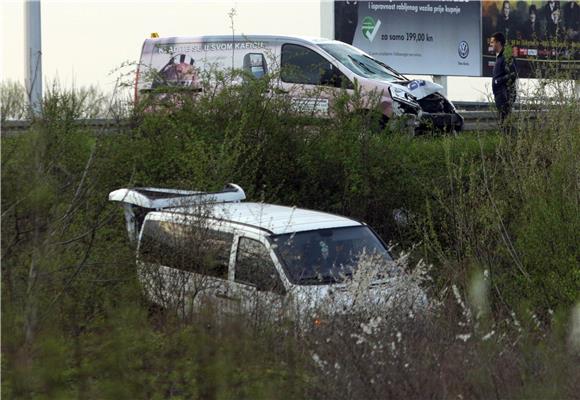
top-left (311, 352), bottom-right (327, 371)
top-left (510, 311), bottom-right (522, 332)
top-left (453, 284), bottom-right (473, 323)
top-left (482, 330), bottom-right (495, 341)
top-left (351, 333), bottom-right (366, 345)
top-left (456, 333), bottom-right (472, 342)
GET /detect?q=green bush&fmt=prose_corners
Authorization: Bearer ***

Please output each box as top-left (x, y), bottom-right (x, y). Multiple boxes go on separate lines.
top-left (2, 72), bottom-right (578, 398)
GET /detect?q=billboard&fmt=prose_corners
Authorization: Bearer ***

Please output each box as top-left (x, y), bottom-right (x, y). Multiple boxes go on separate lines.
top-left (334, 1), bottom-right (482, 76)
top-left (482, 1), bottom-right (580, 79)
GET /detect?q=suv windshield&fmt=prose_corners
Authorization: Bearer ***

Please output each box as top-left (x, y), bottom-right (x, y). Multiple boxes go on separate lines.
top-left (319, 42), bottom-right (406, 82)
top-left (271, 226), bottom-right (394, 285)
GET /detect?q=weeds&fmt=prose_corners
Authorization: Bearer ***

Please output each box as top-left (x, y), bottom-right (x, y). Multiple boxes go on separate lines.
top-left (1, 64), bottom-right (579, 398)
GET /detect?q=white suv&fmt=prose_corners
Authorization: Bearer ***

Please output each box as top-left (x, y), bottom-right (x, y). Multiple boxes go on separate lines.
top-left (110, 184), bottom-right (426, 319)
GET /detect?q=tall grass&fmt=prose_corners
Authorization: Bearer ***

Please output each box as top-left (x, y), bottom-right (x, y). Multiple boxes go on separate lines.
top-left (1, 70), bottom-right (578, 398)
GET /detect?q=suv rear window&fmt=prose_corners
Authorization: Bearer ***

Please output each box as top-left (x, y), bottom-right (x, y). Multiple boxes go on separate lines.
top-left (139, 219), bottom-right (232, 279)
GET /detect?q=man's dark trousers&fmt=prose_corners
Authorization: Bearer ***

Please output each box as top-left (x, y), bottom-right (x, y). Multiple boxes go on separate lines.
top-left (494, 89), bottom-right (511, 124)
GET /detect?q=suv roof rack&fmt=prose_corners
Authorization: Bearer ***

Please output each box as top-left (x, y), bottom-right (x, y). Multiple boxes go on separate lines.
top-left (109, 183), bottom-right (245, 210)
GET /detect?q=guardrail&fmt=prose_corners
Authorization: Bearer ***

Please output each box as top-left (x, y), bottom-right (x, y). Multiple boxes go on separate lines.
top-left (454, 101), bottom-right (548, 111)
top-left (453, 101), bottom-right (494, 111)
top-left (1, 118), bottom-right (131, 137)
top-left (1, 107), bottom-right (533, 136)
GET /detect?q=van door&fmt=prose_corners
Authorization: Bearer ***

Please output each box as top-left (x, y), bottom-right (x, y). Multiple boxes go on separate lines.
top-left (279, 43), bottom-right (353, 117)
top-left (137, 217), bottom-right (237, 316)
top-left (230, 236), bottom-right (287, 322)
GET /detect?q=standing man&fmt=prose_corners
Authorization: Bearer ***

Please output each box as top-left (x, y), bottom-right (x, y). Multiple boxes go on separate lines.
top-left (490, 32), bottom-right (518, 127)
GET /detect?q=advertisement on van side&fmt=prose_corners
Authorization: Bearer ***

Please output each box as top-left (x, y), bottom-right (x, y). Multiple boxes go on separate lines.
top-left (138, 38), bottom-right (274, 91)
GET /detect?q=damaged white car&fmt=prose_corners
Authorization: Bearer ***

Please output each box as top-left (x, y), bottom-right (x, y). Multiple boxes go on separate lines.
top-left (136, 34), bottom-right (463, 133)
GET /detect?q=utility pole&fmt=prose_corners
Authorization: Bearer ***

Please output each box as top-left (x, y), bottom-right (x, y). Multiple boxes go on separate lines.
top-left (25, 0), bottom-right (42, 115)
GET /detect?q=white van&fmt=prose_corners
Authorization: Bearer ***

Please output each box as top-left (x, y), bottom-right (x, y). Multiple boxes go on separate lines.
top-left (110, 184), bottom-right (427, 320)
top-left (136, 34), bottom-right (463, 132)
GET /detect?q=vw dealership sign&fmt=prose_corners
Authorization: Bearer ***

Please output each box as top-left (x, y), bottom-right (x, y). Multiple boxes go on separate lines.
top-left (334, 1), bottom-right (482, 76)
top-left (333, 1), bottom-right (579, 78)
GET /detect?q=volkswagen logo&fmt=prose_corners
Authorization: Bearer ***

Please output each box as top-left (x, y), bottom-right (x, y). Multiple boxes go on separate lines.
top-left (458, 41), bottom-right (469, 59)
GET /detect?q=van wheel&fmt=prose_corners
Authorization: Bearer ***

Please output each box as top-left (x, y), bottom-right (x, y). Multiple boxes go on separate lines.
top-left (378, 115), bottom-right (389, 132)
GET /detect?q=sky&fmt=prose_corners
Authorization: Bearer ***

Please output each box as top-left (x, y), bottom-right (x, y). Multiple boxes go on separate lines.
top-left (1, 0), bottom-right (498, 101)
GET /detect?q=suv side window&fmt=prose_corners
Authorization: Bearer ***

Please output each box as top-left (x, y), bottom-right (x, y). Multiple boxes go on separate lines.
top-left (139, 219), bottom-right (232, 279)
top-left (235, 238), bottom-right (285, 295)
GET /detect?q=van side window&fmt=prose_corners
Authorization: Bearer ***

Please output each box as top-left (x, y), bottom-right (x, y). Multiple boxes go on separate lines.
top-left (281, 44), bottom-right (350, 88)
top-left (235, 238), bottom-right (285, 295)
top-left (139, 220), bottom-right (232, 279)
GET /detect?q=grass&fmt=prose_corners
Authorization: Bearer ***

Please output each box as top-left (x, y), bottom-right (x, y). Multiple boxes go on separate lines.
top-left (1, 73), bottom-right (579, 399)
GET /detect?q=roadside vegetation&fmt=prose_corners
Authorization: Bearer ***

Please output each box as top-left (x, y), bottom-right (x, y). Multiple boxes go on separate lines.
top-left (1, 69), bottom-right (578, 399)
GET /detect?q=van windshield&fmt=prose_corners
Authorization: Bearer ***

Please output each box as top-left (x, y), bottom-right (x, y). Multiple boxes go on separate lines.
top-left (319, 42), bottom-right (406, 82)
top-left (271, 226), bottom-right (395, 285)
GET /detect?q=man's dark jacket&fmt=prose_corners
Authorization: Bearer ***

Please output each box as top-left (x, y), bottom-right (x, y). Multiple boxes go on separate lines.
top-left (492, 49), bottom-right (517, 106)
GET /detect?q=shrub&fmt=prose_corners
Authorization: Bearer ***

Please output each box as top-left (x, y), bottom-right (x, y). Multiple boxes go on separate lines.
top-left (2, 70), bottom-right (578, 397)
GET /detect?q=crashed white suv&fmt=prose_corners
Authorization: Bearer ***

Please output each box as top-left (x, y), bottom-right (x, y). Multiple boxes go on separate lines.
top-left (110, 184), bottom-right (427, 319)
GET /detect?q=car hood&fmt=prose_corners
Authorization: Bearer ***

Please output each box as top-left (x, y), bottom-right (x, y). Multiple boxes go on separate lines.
top-left (390, 79), bottom-right (444, 100)
top-left (288, 277), bottom-right (428, 316)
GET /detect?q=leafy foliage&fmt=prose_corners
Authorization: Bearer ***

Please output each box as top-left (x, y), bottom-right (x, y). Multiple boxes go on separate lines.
top-left (1, 71), bottom-right (578, 398)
